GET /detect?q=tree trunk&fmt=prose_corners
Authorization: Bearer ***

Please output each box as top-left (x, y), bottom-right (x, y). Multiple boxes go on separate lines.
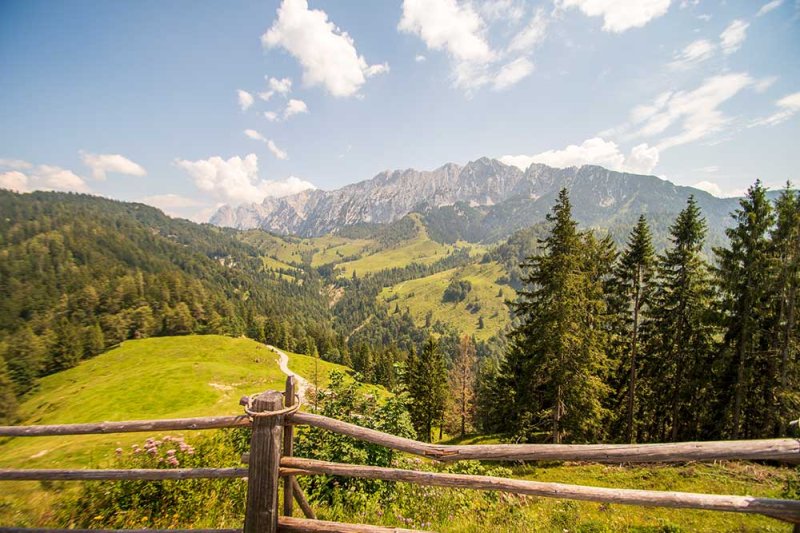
top-left (627, 267), bottom-right (641, 444)
top-left (554, 384), bottom-right (562, 444)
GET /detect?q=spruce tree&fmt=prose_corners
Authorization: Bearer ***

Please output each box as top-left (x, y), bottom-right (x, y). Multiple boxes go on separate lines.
top-left (404, 337), bottom-right (448, 442)
top-left (447, 335), bottom-right (478, 437)
top-left (501, 188), bottom-right (611, 443)
top-left (771, 184), bottom-right (800, 434)
top-left (612, 216), bottom-right (655, 442)
top-left (715, 181), bottom-right (776, 438)
top-left (640, 196), bottom-right (716, 441)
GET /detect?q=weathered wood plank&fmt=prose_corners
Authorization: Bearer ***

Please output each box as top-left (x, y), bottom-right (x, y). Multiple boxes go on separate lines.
top-left (282, 457), bottom-right (800, 523)
top-left (0, 415), bottom-right (250, 437)
top-left (0, 468), bottom-right (247, 481)
top-left (288, 412), bottom-right (800, 463)
top-left (244, 391), bottom-right (284, 533)
top-left (284, 376), bottom-right (296, 517)
top-left (277, 516), bottom-right (425, 532)
top-left (291, 477), bottom-right (316, 520)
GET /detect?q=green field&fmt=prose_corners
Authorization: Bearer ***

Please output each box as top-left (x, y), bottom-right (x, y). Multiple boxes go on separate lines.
top-left (241, 229), bottom-right (376, 268)
top-left (379, 261), bottom-right (514, 340)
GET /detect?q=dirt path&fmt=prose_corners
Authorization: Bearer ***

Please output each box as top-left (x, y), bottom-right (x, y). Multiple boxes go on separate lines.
top-left (267, 345), bottom-right (310, 403)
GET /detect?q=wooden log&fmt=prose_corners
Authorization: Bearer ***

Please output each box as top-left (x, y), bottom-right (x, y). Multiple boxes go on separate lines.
top-left (284, 376), bottom-right (296, 517)
top-left (288, 412), bottom-right (800, 464)
top-left (0, 529), bottom-right (239, 533)
top-left (0, 467), bottom-right (247, 481)
top-left (277, 516), bottom-right (426, 532)
top-left (0, 415), bottom-right (250, 437)
top-left (291, 476), bottom-right (316, 520)
top-left (282, 457), bottom-right (800, 523)
top-left (244, 390), bottom-right (285, 533)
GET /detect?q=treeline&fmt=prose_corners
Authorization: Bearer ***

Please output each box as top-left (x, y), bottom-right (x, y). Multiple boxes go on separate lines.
top-left (0, 191), bottom-right (338, 422)
top-left (473, 183), bottom-right (800, 443)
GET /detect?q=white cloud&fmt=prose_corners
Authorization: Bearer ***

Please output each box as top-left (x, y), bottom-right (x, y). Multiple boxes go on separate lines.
top-left (262, 0), bottom-right (388, 98)
top-left (265, 111), bottom-right (279, 122)
top-left (399, 0), bottom-right (541, 90)
top-left (720, 19), bottom-right (748, 54)
top-left (415, 54), bottom-right (427, 62)
top-left (669, 39), bottom-right (715, 69)
top-left (757, 0), bottom-right (783, 16)
top-left (0, 158), bottom-right (32, 170)
top-left (754, 76), bottom-right (778, 93)
top-left (364, 62), bottom-right (390, 78)
top-left (0, 171), bottom-right (29, 192)
top-left (750, 91), bottom-right (800, 127)
top-left (558, 0), bottom-right (672, 33)
top-left (619, 73), bottom-right (754, 150)
top-left (237, 89), bottom-right (255, 111)
top-left (493, 57), bottom-right (534, 90)
top-left (692, 180), bottom-right (745, 198)
top-left (244, 129), bottom-right (267, 142)
top-left (141, 193), bottom-right (203, 210)
top-left (79, 151), bottom-right (146, 180)
top-left (259, 77), bottom-right (293, 101)
top-left (500, 137), bottom-right (659, 174)
top-left (175, 154), bottom-right (315, 204)
top-left (267, 140), bottom-right (289, 160)
top-left (284, 98), bottom-right (309, 118)
top-left (244, 129), bottom-right (289, 160)
top-left (507, 8), bottom-right (548, 53)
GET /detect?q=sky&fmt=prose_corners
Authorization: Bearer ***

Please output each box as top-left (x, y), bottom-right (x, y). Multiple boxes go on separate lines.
top-left (1, 0), bottom-right (799, 221)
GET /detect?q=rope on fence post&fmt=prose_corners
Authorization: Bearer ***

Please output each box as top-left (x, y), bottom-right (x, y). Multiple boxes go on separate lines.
top-left (243, 390), bottom-right (284, 533)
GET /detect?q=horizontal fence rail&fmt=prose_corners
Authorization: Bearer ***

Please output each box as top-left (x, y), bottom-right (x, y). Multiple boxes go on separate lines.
top-left (3, 377), bottom-right (800, 531)
top-left (282, 457), bottom-right (800, 523)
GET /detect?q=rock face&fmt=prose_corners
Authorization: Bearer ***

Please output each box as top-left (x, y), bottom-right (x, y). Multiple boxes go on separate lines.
top-left (209, 157), bottom-right (731, 239)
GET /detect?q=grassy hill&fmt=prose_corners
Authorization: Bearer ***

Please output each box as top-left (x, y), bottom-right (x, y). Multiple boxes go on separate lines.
top-left (379, 262), bottom-right (514, 341)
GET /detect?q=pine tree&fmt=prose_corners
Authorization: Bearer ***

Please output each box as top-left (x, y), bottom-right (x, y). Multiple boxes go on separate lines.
top-left (771, 184), bottom-right (800, 434)
top-left (501, 189), bottom-right (611, 443)
top-left (640, 196), bottom-right (716, 441)
top-left (611, 216), bottom-right (655, 442)
top-left (404, 337), bottom-right (448, 442)
top-left (0, 353), bottom-right (19, 424)
top-left (715, 181), bottom-right (778, 437)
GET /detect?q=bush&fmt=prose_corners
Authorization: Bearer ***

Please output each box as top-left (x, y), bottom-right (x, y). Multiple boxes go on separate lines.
top-left (442, 280), bottom-right (472, 303)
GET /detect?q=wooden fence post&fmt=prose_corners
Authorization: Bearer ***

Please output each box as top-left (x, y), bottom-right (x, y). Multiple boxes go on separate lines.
top-left (243, 390), bottom-right (284, 533)
top-left (283, 376), bottom-right (295, 517)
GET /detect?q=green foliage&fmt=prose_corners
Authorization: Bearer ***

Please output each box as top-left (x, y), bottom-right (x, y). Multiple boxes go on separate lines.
top-left (404, 338), bottom-right (448, 442)
top-left (294, 371), bottom-right (415, 505)
top-left (442, 279), bottom-right (472, 303)
top-left (57, 430), bottom-right (249, 528)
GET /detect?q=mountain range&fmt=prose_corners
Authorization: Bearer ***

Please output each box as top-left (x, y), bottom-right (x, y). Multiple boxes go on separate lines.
top-left (210, 158), bottom-right (745, 245)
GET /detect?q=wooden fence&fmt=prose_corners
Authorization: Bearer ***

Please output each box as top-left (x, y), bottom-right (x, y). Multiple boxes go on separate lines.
top-left (2, 375), bottom-right (800, 532)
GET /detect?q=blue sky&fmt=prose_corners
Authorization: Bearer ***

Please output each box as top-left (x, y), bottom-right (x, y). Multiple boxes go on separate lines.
top-left (1, 0), bottom-right (799, 220)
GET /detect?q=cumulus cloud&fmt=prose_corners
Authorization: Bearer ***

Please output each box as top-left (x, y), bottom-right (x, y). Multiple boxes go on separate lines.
top-left (720, 19), bottom-right (748, 54)
top-left (0, 162), bottom-right (91, 194)
top-left (237, 89), bottom-right (255, 111)
top-left (750, 91), bottom-right (800, 127)
top-left (0, 158), bottom-right (32, 170)
top-left (399, 0), bottom-right (543, 90)
top-left (141, 193), bottom-right (203, 210)
top-left (259, 77), bottom-right (293, 101)
top-left (558, 0), bottom-right (672, 33)
top-left (415, 54), bottom-right (426, 62)
top-left (262, 0), bottom-right (388, 98)
top-left (500, 137), bottom-right (659, 174)
top-left (175, 154), bottom-right (314, 204)
top-left (757, 0), bottom-right (783, 16)
top-left (265, 111), bottom-right (279, 122)
top-left (692, 180), bottom-right (745, 198)
top-left (284, 98), bottom-right (308, 118)
top-left (669, 39), bottom-right (715, 69)
top-left (79, 151), bottom-right (146, 180)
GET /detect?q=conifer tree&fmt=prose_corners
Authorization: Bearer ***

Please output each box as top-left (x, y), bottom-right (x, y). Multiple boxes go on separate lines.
top-left (612, 216), bottom-right (655, 442)
top-left (771, 184), bottom-right (800, 434)
top-left (404, 337), bottom-right (448, 442)
top-left (501, 189), bottom-right (611, 443)
top-left (715, 181), bottom-right (777, 437)
top-left (0, 353), bottom-right (18, 424)
top-left (640, 196), bottom-right (716, 441)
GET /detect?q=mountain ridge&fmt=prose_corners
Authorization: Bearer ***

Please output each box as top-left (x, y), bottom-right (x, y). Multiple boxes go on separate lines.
top-left (210, 158), bottom-right (740, 243)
